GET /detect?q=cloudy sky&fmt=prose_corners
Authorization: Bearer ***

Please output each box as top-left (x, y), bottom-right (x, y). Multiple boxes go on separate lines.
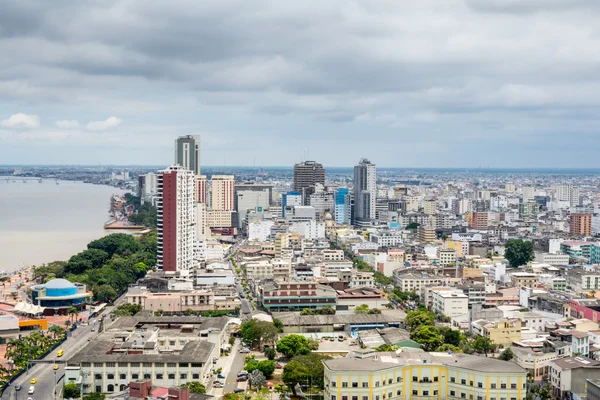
top-left (1, 0), bottom-right (599, 167)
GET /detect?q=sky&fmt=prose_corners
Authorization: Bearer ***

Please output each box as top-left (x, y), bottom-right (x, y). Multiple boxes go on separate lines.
top-left (1, 0), bottom-right (600, 168)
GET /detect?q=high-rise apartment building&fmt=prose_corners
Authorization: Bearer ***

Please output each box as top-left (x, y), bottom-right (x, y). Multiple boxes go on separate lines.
top-left (570, 213), bottom-right (592, 237)
top-left (211, 175), bottom-right (234, 211)
top-left (281, 191), bottom-right (302, 217)
top-left (293, 161), bottom-right (325, 203)
top-left (471, 211), bottom-right (489, 229)
top-left (522, 185), bottom-right (535, 202)
top-left (557, 184), bottom-right (580, 207)
top-left (195, 175), bottom-right (207, 204)
top-left (353, 158), bottom-right (376, 227)
top-left (156, 165), bottom-right (195, 273)
top-left (174, 135), bottom-right (201, 175)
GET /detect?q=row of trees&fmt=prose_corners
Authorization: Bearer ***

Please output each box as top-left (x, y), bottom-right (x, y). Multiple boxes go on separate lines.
top-left (124, 193), bottom-right (158, 228)
top-left (33, 232), bottom-right (157, 302)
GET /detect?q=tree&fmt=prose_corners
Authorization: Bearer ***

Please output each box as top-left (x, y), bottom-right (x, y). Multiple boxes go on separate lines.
top-left (277, 334), bottom-right (309, 358)
top-left (410, 325), bottom-right (444, 352)
top-left (282, 353), bottom-right (326, 396)
top-left (473, 336), bottom-right (496, 357)
top-left (64, 383), bottom-right (81, 398)
top-left (249, 370), bottom-right (266, 390)
top-left (229, 336), bottom-right (236, 346)
top-left (264, 347), bottom-right (276, 360)
top-left (438, 326), bottom-right (462, 347)
top-left (354, 304), bottom-right (370, 314)
top-left (112, 303), bottom-right (141, 317)
top-left (406, 222), bottom-right (420, 230)
top-left (93, 284), bottom-right (117, 303)
top-left (435, 344), bottom-right (462, 353)
top-left (256, 360), bottom-right (275, 377)
top-left (273, 318), bottom-right (284, 332)
top-left (88, 233), bottom-right (140, 258)
top-left (83, 393), bottom-right (106, 400)
top-left (498, 347), bottom-right (514, 361)
top-left (240, 320), bottom-right (279, 349)
top-left (374, 344), bottom-right (398, 352)
top-left (374, 272), bottom-right (393, 285)
top-left (183, 381), bottom-right (206, 394)
top-left (307, 338), bottom-right (319, 351)
top-left (504, 239), bottom-right (534, 268)
top-left (405, 310), bottom-right (435, 331)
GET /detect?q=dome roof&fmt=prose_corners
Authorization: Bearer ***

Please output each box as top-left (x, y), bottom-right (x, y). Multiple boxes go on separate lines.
top-left (45, 278), bottom-right (75, 289)
top-left (324, 212), bottom-right (333, 221)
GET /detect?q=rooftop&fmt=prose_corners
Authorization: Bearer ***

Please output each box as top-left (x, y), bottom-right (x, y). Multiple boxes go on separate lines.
top-left (324, 351), bottom-right (526, 373)
top-left (552, 356), bottom-right (600, 370)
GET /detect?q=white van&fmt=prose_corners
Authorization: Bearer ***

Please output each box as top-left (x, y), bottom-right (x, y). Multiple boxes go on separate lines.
top-left (28, 386), bottom-right (35, 394)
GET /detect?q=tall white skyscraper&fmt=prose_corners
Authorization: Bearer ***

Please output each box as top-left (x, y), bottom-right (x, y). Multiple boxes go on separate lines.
top-left (353, 158), bottom-right (376, 227)
top-left (522, 186), bottom-right (535, 202)
top-left (156, 165), bottom-right (195, 273)
top-left (175, 135), bottom-right (201, 175)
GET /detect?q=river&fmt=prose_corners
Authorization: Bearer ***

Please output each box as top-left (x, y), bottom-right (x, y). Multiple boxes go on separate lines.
top-left (0, 176), bottom-right (129, 272)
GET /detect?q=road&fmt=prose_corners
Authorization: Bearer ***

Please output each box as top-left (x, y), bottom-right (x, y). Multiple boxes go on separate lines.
top-left (222, 347), bottom-right (247, 395)
top-left (3, 297), bottom-right (126, 400)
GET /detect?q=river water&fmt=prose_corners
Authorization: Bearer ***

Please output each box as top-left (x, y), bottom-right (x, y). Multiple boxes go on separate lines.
top-left (0, 176), bottom-right (128, 272)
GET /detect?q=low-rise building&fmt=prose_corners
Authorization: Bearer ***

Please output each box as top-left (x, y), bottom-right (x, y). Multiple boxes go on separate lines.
top-left (323, 351), bottom-right (527, 400)
top-left (510, 272), bottom-right (538, 289)
top-left (258, 280), bottom-right (337, 312)
top-left (393, 271), bottom-right (445, 292)
top-left (481, 319), bottom-right (522, 347)
top-left (550, 356), bottom-right (600, 399)
top-left (432, 290), bottom-right (469, 317)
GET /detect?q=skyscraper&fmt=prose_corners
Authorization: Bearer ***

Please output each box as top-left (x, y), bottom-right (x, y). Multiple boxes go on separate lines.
top-left (175, 135), bottom-right (201, 175)
top-left (211, 175), bottom-right (235, 211)
top-left (556, 184), bottom-right (580, 207)
top-left (570, 213), bottom-right (592, 237)
top-left (293, 161), bottom-right (325, 203)
top-left (195, 175), bottom-right (207, 204)
top-left (335, 188), bottom-right (349, 224)
top-left (156, 165), bottom-right (195, 273)
top-left (353, 158), bottom-right (376, 227)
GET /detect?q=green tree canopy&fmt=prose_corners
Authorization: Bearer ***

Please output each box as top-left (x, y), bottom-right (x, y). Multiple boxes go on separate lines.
top-left (249, 370), bottom-right (266, 390)
top-left (277, 334), bottom-right (309, 358)
top-left (410, 325), bottom-right (444, 351)
top-left (473, 336), bottom-right (497, 357)
top-left (354, 304), bottom-right (370, 314)
top-left (498, 347), bottom-right (514, 361)
top-left (240, 320), bottom-right (279, 349)
top-left (282, 353), bottom-right (327, 396)
top-left (504, 239), bottom-right (534, 268)
top-left (83, 393), bottom-right (106, 400)
top-left (64, 383), bottom-right (81, 398)
top-left (438, 326), bottom-right (463, 347)
top-left (111, 303), bottom-right (141, 317)
top-left (183, 381), bottom-right (206, 394)
top-left (88, 233), bottom-right (140, 257)
top-left (405, 310), bottom-right (435, 331)
top-left (374, 344), bottom-right (399, 352)
top-left (406, 222), bottom-right (420, 230)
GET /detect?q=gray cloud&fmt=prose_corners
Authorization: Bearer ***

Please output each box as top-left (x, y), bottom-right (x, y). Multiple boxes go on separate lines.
top-left (1, 0), bottom-right (600, 166)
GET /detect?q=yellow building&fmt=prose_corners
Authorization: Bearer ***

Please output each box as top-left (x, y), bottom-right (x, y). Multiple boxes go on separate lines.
top-left (323, 351), bottom-right (527, 400)
top-left (446, 240), bottom-right (467, 258)
top-left (482, 319), bottom-right (522, 347)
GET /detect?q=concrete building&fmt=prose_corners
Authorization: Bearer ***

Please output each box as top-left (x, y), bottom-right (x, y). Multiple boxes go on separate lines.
top-left (293, 161), bottom-right (325, 203)
top-left (417, 226), bottom-right (436, 243)
top-left (258, 280), bottom-right (337, 312)
top-left (561, 241), bottom-right (592, 262)
top-left (157, 165), bottom-right (195, 273)
top-left (247, 220), bottom-right (274, 241)
top-left (550, 356), bottom-right (600, 399)
top-left (234, 183), bottom-right (272, 227)
top-left (210, 175), bottom-right (234, 211)
top-left (289, 220), bottom-right (326, 239)
top-left (65, 316), bottom-right (225, 394)
top-left (556, 183), bottom-right (580, 207)
top-left (471, 211), bottom-right (489, 230)
top-left (353, 158), bottom-right (376, 227)
top-left (522, 186), bottom-right (535, 202)
top-left (335, 188), bottom-right (349, 224)
top-left (174, 135), bottom-right (201, 175)
top-left (436, 248), bottom-right (456, 267)
top-left (571, 213), bottom-right (592, 237)
top-left (195, 175), bottom-right (207, 204)
top-left (281, 191), bottom-right (302, 217)
top-left (481, 319), bottom-right (522, 347)
top-left (510, 272), bottom-right (538, 289)
top-left (284, 205), bottom-right (316, 222)
top-left (432, 290), bottom-right (469, 317)
top-left (31, 279), bottom-right (92, 315)
top-left (370, 231), bottom-right (404, 247)
top-left (393, 271), bottom-right (444, 292)
top-left (323, 351), bottom-right (527, 400)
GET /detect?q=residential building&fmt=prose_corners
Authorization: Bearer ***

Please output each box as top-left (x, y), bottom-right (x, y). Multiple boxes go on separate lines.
top-left (571, 213), bottom-right (592, 237)
top-left (417, 226), bottom-right (436, 243)
top-left (393, 271), bottom-right (444, 292)
top-left (157, 165), bottom-right (195, 273)
top-left (588, 379), bottom-right (600, 400)
top-left (211, 175), bottom-right (234, 211)
top-left (565, 269), bottom-right (600, 292)
top-left (258, 280), bottom-right (337, 312)
top-left (323, 250), bottom-right (345, 262)
top-left (195, 175), bottom-right (207, 204)
top-left (556, 183), bottom-right (580, 207)
top-left (511, 345), bottom-right (557, 380)
top-left (436, 248), bottom-right (456, 267)
top-left (561, 241), bottom-right (592, 262)
top-left (481, 319), bottom-right (522, 347)
top-left (370, 231), bottom-right (404, 247)
top-left (535, 253), bottom-right (570, 265)
top-left (281, 191), bottom-right (302, 217)
top-left (293, 161), bottom-right (325, 203)
top-left (284, 205), bottom-right (316, 222)
top-left (550, 356), bottom-right (600, 399)
top-left (353, 158), bottom-right (376, 227)
top-left (323, 351), bottom-right (527, 400)
top-left (432, 290), bottom-right (469, 317)
top-left (511, 272), bottom-right (538, 289)
top-left (174, 135), bottom-right (201, 175)
top-left (471, 211), bottom-right (489, 229)
top-left (522, 186), bottom-right (535, 201)
top-left (456, 284), bottom-right (487, 306)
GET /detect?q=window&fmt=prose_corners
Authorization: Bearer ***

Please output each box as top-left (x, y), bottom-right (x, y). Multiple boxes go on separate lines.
top-left (144, 374), bottom-right (151, 379)
top-left (132, 374), bottom-right (139, 380)
top-left (352, 397), bottom-right (358, 400)
top-left (94, 374), bottom-right (102, 379)
top-left (156, 374), bottom-right (163, 379)
top-left (388, 392), bottom-right (392, 399)
top-left (192, 374), bottom-right (199, 379)
top-left (107, 374), bottom-right (114, 380)
top-left (413, 376), bottom-right (418, 382)
top-left (342, 382), bottom-right (348, 388)
top-left (412, 390), bottom-right (418, 396)
top-left (451, 377), bottom-right (456, 383)
top-left (470, 381), bottom-right (473, 386)
top-left (106, 362), bottom-right (115, 367)
top-left (170, 341), bottom-right (176, 346)
top-left (167, 363), bottom-right (177, 368)
top-left (478, 382), bottom-right (483, 388)
top-left (107, 384), bottom-right (114, 392)
top-left (332, 397), bottom-right (336, 400)
top-left (501, 384), bottom-right (507, 389)
top-left (180, 373), bottom-right (187, 379)
top-left (363, 397), bottom-right (369, 400)
top-left (511, 398), bottom-right (517, 400)
top-left (451, 391), bottom-right (456, 396)
top-left (332, 382), bottom-right (336, 387)
top-left (434, 390), bottom-right (438, 396)
top-left (120, 374), bottom-right (126, 380)
top-left (511, 384), bottom-right (517, 389)
top-left (461, 393), bottom-right (466, 399)
top-left (352, 382), bottom-right (358, 388)
top-left (362, 382), bottom-right (368, 388)
top-left (397, 377), bottom-right (401, 382)
top-left (461, 379), bottom-right (466, 385)
top-left (491, 383), bottom-right (497, 389)
top-left (434, 376), bottom-right (439, 382)
top-left (478, 397), bottom-right (484, 400)
top-left (96, 386), bottom-right (101, 393)
top-left (423, 391), bottom-right (429, 396)
top-left (397, 390), bottom-right (401, 395)
top-left (375, 382), bottom-right (380, 387)
top-left (168, 374), bottom-right (175, 379)
top-left (388, 378), bottom-right (392, 384)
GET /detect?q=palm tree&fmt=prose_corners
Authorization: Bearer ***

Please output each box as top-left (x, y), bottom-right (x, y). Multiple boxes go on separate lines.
top-left (67, 307), bottom-right (78, 324)
top-left (49, 324), bottom-right (63, 340)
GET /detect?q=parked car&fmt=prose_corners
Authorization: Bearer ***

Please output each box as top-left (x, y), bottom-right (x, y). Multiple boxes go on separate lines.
top-left (237, 371), bottom-right (248, 377)
top-left (234, 388), bottom-right (245, 393)
top-left (217, 374), bottom-right (226, 379)
top-left (329, 337), bottom-right (335, 342)
top-left (28, 386), bottom-right (35, 395)
top-left (214, 381), bottom-right (224, 386)
top-left (275, 363), bottom-right (283, 369)
top-left (14, 385), bottom-right (21, 391)
top-left (236, 376), bottom-right (248, 382)
top-left (239, 348), bottom-right (250, 353)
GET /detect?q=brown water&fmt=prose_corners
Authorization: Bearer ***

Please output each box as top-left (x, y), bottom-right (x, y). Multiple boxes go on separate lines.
top-left (0, 177), bottom-right (129, 272)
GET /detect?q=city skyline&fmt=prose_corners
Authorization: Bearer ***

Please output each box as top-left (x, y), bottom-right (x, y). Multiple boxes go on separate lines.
top-left (2, 1), bottom-right (600, 167)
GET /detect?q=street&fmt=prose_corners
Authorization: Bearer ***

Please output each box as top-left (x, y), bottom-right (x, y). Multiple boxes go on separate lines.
top-left (221, 343), bottom-right (247, 395)
top-left (3, 298), bottom-right (126, 400)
